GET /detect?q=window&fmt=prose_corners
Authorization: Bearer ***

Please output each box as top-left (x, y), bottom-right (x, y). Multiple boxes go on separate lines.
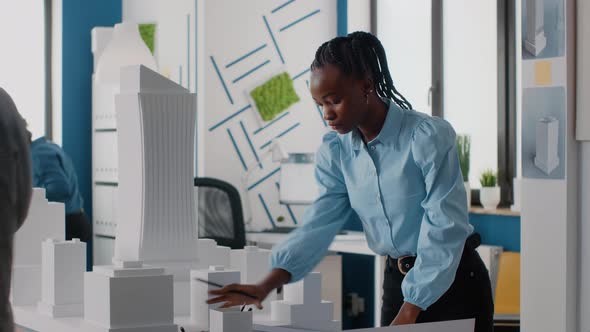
top-left (375, 0), bottom-right (516, 206)
top-left (0, 0), bottom-right (49, 139)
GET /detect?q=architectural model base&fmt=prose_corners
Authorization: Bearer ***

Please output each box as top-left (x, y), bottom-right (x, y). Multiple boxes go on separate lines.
top-left (525, 32), bottom-right (547, 56)
top-left (534, 155), bottom-right (559, 175)
top-left (37, 301), bottom-right (83, 318)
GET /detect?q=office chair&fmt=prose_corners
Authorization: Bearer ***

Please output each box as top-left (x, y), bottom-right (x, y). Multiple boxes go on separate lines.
top-left (194, 177), bottom-right (246, 249)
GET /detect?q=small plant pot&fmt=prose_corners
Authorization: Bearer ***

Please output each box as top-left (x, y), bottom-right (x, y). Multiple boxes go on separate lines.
top-left (480, 186), bottom-right (500, 210)
top-left (464, 181), bottom-right (471, 208)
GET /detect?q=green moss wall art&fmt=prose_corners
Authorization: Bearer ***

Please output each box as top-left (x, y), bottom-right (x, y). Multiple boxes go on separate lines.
top-left (250, 72), bottom-right (300, 121)
top-left (139, 23), bottom-right (156, 54)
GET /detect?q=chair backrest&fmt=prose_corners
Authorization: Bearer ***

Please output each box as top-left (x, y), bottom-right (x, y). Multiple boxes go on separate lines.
top-left (194, 177), bottom-right (245, 249)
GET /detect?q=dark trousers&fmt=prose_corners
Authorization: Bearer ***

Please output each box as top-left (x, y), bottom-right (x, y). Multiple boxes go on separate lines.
top-left (381, 248), bottom-right (494, 331)
top-left (66, 210), bottom-right (92, 243)
top-left (66, 211), bottom-right (92, 269)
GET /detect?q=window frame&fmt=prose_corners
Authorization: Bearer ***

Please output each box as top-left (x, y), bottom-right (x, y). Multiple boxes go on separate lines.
top-left (371, 0), bottom-right (517, 207)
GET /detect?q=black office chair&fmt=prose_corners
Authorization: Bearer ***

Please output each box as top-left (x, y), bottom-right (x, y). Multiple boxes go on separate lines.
top-left (194, 177), bottom-right (246, 249)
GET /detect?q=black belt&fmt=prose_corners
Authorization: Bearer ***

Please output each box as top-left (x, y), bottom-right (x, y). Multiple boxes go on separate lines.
top-left (387, 233), bottom-right (481, 275)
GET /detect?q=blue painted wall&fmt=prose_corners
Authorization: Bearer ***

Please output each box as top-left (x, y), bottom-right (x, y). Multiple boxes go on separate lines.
top-left (469, 214), bottom-right (521, 252)
top-left (62, 0), bottom-right (121, 267)
top-left (61, 0), bottom-right (121, 220)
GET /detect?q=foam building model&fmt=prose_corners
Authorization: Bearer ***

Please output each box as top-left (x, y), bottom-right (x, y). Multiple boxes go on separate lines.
top-left (11, 188), bottom-right (65, 306)
top-left (230, 246), bottom-right (277, 318)
top-left (524, 0), bottom-right (547, 56)
top-left (84, 261), bottom-right (176, 332)
top-left (113, 64), bottom-right (199, 315)
top-left (199, 238), bottom-right (232, 268)
top-left (210, 309), bottom-right (253, 332)
top-left (263, 272), bottom-right (340, 332)
top-left (534, 116), bottom-right (560, 175)
top-left (190, 266), bottom-right (241, 330)
top-left (37, 238), bottom-right (86, 317)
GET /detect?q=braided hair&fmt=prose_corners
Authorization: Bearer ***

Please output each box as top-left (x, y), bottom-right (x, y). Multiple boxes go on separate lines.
top-left (311, 31), bottom-right (413, 110)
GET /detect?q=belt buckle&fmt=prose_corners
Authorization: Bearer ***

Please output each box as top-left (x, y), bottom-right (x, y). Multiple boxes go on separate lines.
top-left (397, 255), bottom-right (413, 276)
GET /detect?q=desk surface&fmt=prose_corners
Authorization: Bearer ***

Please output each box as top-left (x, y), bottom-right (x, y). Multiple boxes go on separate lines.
top-left (246, 231), bottom-right (376, 256)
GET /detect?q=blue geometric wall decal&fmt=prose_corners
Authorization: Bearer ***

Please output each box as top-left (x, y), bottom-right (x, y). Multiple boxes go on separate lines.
top-left (263, 15), bottom-right (285, 64)
top-left (253, 111), bottom-right (290, 135)
top-left (227, 128), bottom-right (247, 171)
top-left (248, 167), bottom-right (281, 191)
top-left (271, 0), bottom-right (295, 14)
top-left (210, 55), bottom-right (234, 104)
top-left (276, 182), bottom-right (298, 224)
top-left (240, 120), bottom-right (263, 169)
top-left (291, 68), bottom-right (310, 81)
top-left (258, 193), bottom-right (276, 228)
top-left (209, 104), bottom-right (252, 131)
top-left (232, 59), bottom-right (271, 84)
top-left (280, 9), bottom-right (320, 32)
top-left (260, 122), bottom-right (301, 149)
top-left (226, 43), bottom-right (268, 68)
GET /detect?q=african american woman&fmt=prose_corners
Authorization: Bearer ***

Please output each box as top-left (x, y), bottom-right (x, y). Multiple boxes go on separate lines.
top-left (207, 32), bottom-right (494, 331)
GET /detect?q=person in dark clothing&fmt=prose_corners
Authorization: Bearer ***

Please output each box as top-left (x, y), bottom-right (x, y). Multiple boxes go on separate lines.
top-left (29, 136), bottom-right (91, 245)
top-left (0, 87), bottom-right (33, 332)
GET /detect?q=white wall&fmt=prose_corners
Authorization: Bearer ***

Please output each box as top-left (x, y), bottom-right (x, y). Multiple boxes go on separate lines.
top-left (199, 0), bottom-right (337, 230)
top-left (347, 0), bottom-right (370, 33)
top-left (0, 0), bottom-right (46, 139)
top-left (578, 0), bottom-right (590, 330)
top-left (443, 0), bottom-right (498, 188)
top-left (520, 0), bottom-right (578, 331)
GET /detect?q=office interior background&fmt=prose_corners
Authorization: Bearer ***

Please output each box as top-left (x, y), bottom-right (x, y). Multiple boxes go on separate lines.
top-left (1, 0), bottom-right (589, 331)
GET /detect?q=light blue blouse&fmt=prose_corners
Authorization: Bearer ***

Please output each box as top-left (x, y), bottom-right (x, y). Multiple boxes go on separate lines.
top-left (271, 100), bottom-right (473, 310)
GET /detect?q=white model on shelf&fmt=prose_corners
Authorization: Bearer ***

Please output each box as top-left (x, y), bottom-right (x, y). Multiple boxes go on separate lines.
top-left (524, 0), bottom-right (547, 56)
top-left (11, 188), bottom-right (65, 306)
top-left (113, 64), bottom-right (198, 315)
top-left (534, 116), bottom-right (559, 174)
top-left (210, 308), bottom-right (253, 332)
top-left (268, 272), bottom-right (339, 332)
top-left (37, 238), bottom-right (86, 317)
top-left (230, 246), bottom-right (277, 318)
top-left (84, 260), bottom-right (176, 332)
top-left (190, 266), bottom-right (241, 330)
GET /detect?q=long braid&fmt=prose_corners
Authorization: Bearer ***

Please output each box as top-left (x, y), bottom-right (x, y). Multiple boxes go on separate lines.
top-left (311, 31), bottom-right (413, 110)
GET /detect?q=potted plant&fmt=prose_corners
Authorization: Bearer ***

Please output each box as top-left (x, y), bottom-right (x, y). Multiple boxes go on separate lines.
top-left (479, 169), bottom-right (500, 210)
top-left (456, 135), bottom-right (471, 207)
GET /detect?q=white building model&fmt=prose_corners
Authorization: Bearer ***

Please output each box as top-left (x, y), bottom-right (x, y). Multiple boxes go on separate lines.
top-left (524, 0), bottom-right (547, 56)
top-left (534, 116), bottom-right (560, 175)
top-left (113, 64), bottom-right (199, 315)
top-left (11, 188), bottom-right (65, 306)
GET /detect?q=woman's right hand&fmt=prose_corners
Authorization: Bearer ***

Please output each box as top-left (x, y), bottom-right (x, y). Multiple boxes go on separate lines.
top-left (206, 284), bottom-right (270, 309)
top-left (206, 268), bottom-right (292, 310)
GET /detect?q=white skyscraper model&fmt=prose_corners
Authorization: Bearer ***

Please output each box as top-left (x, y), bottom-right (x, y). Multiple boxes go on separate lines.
top-left (11, 188), bottom-right (65, 306)
top-left (37, 238), bottom-right (86, 317)
top-left (525, 0), bottom-right (547, 56)
top-left (534, 116), bottom-right (559, 175)
top-left (113, 64), bottom-right (199, 314)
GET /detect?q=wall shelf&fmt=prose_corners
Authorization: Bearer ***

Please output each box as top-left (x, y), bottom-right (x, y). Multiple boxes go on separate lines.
top-left (469, 206), bottom-right (520, 217)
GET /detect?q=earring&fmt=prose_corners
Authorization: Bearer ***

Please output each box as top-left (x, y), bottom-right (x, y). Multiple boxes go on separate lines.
top-left (365, 93), bottom-right (369, 105)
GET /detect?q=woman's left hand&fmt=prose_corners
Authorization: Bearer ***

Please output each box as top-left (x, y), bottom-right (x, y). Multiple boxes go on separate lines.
top-left (390, 302), bottom-right (422, 326)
